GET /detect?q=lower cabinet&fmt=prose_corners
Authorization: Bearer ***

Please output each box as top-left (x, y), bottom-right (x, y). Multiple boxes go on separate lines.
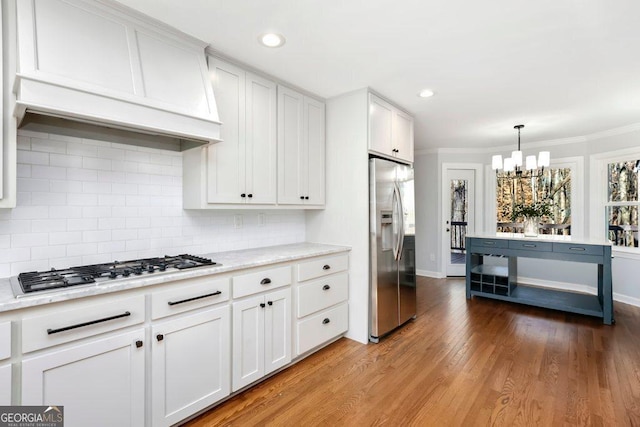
top-left (232, 287), bottom-right (291, 391)
top-left (21, 329), bottom-right (145, 427)
top-left (151, 305), bottom-right (231, 427)
top-left (0, 364), bottom-right (10, 405)
top-left (0, 321), bottom-right (10, 405)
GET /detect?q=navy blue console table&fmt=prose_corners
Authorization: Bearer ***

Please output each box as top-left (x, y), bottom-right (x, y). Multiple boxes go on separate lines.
top-left (465, 235), bottom-right (613, 324)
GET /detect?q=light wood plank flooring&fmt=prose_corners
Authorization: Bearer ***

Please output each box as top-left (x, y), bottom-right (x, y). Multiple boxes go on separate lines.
top-left (185, 277), bottom-right (640, 426)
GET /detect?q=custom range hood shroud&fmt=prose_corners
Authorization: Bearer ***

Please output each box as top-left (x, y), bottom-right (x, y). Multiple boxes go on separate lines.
top-left (13, 0), bottom-right (221, 151)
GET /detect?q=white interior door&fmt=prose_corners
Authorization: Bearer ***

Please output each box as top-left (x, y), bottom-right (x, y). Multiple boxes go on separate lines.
top-left (443, 169), bottom-right (476, 276)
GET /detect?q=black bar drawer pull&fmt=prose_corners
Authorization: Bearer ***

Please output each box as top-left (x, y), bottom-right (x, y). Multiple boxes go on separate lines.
top-left (260, 278), bottom-right (271, 285)
top-left (569, 247), bottom-right (586, 251)
top-left (167, 291), bottom-right (222, 306)
top-left (322, 265), bottom-right (331, 270)
top-left (322, 284), bottom-right (331, 291)
top-left (322, 318), bottom-right (331, 324)
top-left (47, 311), bottom-right (131, 335)
top-left (523, 244), bottom-right (537, 248)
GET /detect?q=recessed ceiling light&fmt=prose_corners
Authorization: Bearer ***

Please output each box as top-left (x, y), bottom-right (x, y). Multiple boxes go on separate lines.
top-left (418, 89), bottom-right (434, 98)
top-left (259, 33), bottom-right (286, 48)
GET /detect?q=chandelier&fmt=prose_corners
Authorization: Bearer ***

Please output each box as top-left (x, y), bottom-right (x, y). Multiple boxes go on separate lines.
top-left (492, 125), bottom-right (550, 177)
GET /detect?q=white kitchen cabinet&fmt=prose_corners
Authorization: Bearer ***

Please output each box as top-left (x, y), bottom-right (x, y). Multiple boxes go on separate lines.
top-left (277, 86), bottom-right (325, 206)
top-left (22, 329), bottom-right (145, 427)
top-left (0, 321), bottom-right (11, 405)
top-left (368, 93), bottom-right (414, 163)
top-left (151, 305), bottom-right (230, 427)
top-left (232, 287), bottom-right (291, 391)
top-left (295, 254), bottom-right (349, 356)
top-left (206, 57), bottom-right (276, 204)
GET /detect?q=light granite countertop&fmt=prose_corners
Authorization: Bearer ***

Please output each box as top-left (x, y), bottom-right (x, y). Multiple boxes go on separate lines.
top-left (0, 242), bottom-right (351, 313)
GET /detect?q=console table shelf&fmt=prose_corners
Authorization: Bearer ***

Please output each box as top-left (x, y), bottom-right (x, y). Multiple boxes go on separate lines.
top-left (465, 235), bottom-right (614, 324)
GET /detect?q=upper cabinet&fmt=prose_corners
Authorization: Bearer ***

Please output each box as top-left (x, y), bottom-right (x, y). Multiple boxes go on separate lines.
top-left (205, 57), bottom-right (276, 205)
top-left (368, 93), bottom-right (414, 164)
top-left (14, 0), bottom-right (221, 144)
top-left (277, 86), bottom-right (325, 206)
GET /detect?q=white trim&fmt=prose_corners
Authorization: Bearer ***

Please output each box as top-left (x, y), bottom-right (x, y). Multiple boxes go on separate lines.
top-left (612, 248), bottom-right (640, 260)
top-left (613, 292), bottom-right (640, 308)
top-left (416, 269), bottom-right (446, 279)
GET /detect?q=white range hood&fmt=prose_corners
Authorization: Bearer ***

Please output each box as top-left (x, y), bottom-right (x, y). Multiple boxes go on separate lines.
top-left (13, 0), bottom-right (221, 150)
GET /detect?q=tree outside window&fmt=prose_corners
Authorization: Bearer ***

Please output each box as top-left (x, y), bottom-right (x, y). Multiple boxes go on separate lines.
top-left (607, 160), bottom-right (639, 248)
top-left (496, 168), bottom-right (572, 235)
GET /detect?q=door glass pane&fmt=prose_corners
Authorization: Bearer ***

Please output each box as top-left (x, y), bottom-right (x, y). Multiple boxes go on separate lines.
top-left (450, 179), bottom-right (468, 264)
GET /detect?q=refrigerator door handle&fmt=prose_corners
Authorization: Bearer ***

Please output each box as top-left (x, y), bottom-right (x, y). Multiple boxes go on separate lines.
top-left (392, 183), bottom-right (402, 260)
top-left (395, 182), bottom-right (405, 260)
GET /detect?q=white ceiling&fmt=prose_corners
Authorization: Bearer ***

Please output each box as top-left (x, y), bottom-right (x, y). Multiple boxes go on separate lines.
top-left (117, 0), bottom-right (640, 151)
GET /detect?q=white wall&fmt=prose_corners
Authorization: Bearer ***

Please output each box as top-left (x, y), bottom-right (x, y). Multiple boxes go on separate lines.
top-left (0, 130), bottom-right (306, 277)
top-left (414, 126), bottom-right (640, 307)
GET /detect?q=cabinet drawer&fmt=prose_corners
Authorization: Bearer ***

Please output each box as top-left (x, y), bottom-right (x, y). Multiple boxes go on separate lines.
top-left (553, 242), bottom-right (603, 256)
top-left (151, 276), bottom-right (230, 320)
top-left (297, 272), bottom-right (348, 318)
top-left (296, 303), bottom-right (348, 355)
top-left (468, 238), bottom-right (508, 249)
top-left (233, 266), bottom-right (291, 299)
top-left (0, 322), bottom-right (10, 361)
top-left (297, 253), bottom-right (349, 282)
top-left (508, 240), bottom-right (552, 252)
top-left (22, 295), bottom-right (145, 353)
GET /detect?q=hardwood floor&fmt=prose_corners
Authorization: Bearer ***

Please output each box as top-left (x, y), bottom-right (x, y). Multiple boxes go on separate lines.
top-left (184, 277), bottom-right (640, 426)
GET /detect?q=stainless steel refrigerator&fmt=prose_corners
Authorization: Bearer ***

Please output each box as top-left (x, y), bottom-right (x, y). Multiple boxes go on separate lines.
top-left (369, 156), bottom-right (416, 343)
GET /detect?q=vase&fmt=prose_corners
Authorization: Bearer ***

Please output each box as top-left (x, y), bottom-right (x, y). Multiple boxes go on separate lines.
top-left (523, 217), bottom-right (539, 237)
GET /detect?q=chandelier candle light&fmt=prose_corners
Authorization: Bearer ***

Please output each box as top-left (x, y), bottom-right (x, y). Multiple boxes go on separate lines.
top-left (492, 125), bottom-right (550, 177)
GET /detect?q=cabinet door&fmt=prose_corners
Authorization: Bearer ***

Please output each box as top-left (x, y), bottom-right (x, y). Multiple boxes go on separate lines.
top-left (304, 97), bottom-right (325, 205)
top-left (277, 86), bottom-right (304, 204)
top-left (22, 329), bottom-right (145, 427)
top-left (264, 288), bottom-right (292, 375)
top-left (152, 306), bottom-right (230, 427)
top-left (245, 72), bottom-right (277, 204)
top-left (0, 364), bottom-right (10, 405)
top-left (207, 57), bottom-right (245, 203)
top-left (368, 93), bottom-right (393, 157)
top-left (232, 295), bottom-right (265, 391)
top-left (393, 109), bottom-right (414, 163)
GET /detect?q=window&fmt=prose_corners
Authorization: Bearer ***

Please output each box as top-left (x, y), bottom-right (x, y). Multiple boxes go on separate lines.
top-left (606, 160), bottom-right (639, 248)
top-left (496, 167), bottom-right (572, 235)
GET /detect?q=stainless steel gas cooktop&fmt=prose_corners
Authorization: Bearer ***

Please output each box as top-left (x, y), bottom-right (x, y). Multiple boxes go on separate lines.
top-left (10, 254), bottom-right (219, 298)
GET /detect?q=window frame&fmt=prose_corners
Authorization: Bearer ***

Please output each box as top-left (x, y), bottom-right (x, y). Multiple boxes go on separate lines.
top-left (590, 148), bottom-right (640, 257)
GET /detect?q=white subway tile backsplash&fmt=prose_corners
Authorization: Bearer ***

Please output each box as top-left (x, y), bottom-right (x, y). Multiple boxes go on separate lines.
top-left (1, 131), bottom-right (306, 278)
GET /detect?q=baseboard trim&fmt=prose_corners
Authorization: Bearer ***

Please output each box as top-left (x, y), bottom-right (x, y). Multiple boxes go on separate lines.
top-left (417, 269), bottom-right (446, 279)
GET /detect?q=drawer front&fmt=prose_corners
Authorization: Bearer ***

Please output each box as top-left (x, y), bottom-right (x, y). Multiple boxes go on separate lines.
top-left (297, 303), bottom-right (348, 356)
top-left (233, 265), bottom-right (291, 299)
top-left (22, 295), bottom-right (145, 353)
top-left (151, 276), bottom-right (230, 320)
top-left (297, 272), bottom-right (348, 318)
top-left (508, 240), bottom-right (553, 252)
top-left (298, 253), bottom-right (349, 282)
top-left (553, 242), bottom-right (604, 256)
top-left (468, 238), bottom-right (508, 249)
top-left (0, 322), bottom-right (10, 361)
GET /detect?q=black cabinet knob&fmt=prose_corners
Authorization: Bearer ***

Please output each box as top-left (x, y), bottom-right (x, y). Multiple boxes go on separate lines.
top-left (322, 284), bottom-right (331, 290)
top-left (260, 278), bottom-right (271, 285)
top-left (156, 334), bottom-right (164, 342)
top-left (135, 340), bottom-right (143, 348)
top-left (305, 196), bottom-right (309, 200)
top-left (260, 303), bottom-right (266, 308)
top-left (322, 318), bottom-right (330, 324)
top-left (300, 196), bottom-right (304, 200)
top-left (248, 194), bottom-right (253, 198)
top-left (267, 301), bottom-right (273, 306)
top-left (322, 265), bottom-right (331, 270)
top-left (241, 193), bottom-right (246, 198)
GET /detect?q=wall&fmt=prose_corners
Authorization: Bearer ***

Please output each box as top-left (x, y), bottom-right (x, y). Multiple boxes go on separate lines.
top-left (415, 125), bottom-right (640, 307)
top-left (0, 130), bottom-right (306, 278)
